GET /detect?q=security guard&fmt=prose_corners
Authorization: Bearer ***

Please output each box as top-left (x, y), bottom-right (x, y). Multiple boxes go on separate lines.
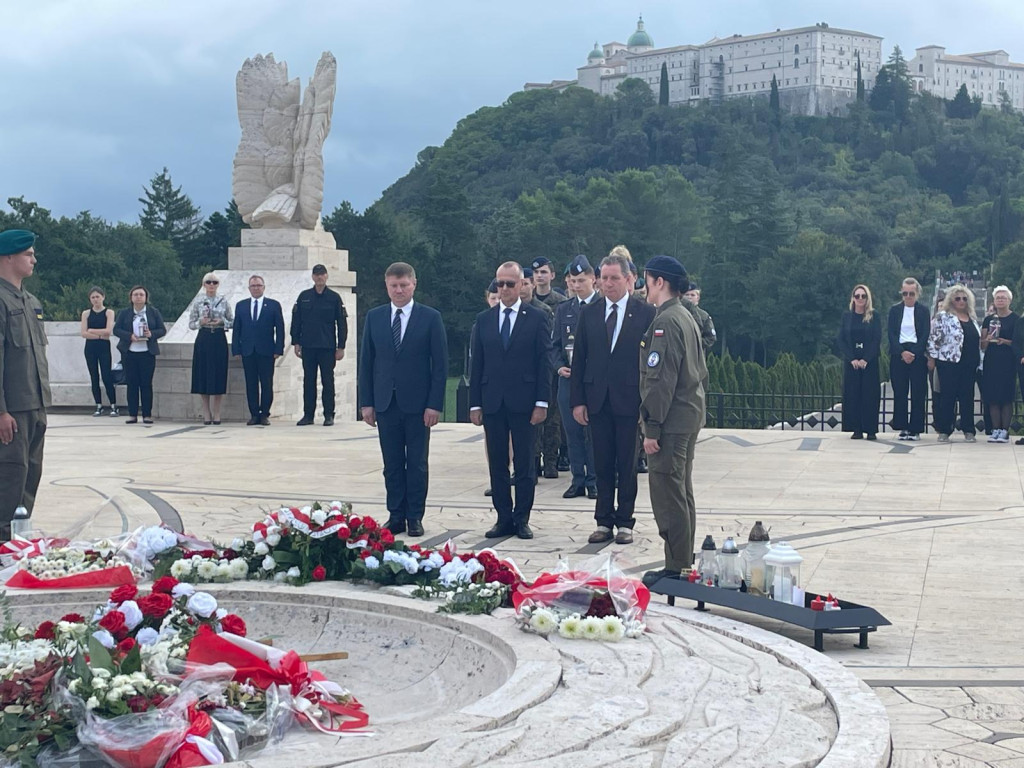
top-left (551, 256), bottom-right (598, 498)
top-left (291, 264), bottom-right (348, 426)
top-left (638, 255), bottom-right (707, 588)
top-left (0, 229), bottom-right (50, 537)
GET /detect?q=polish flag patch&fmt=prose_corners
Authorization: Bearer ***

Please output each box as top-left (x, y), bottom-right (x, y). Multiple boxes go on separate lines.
top-left (653, 329), bottom-right (664, 337)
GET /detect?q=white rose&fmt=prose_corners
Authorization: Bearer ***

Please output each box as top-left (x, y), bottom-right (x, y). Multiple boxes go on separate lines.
top-left (286, 566), bottom-right (301, 579)
top-left (119, 601), bottom-right (144, 631)
top-left (230, 538), bottom-right (245, 550)
top-left (215, 608), bottom-right (227, 620)
top-left (253, 542), bottom-right (269, 556)
top-left (85, 696), bottom-right (99, 711)
top-left (273, 572), bottom-right (287, 583)
top-left (171, 582), bottom-right (196, 599)
top-left (266, 533), bottom-right (281, 547)
top-left (364, 556), bottom-right (380, 569)
top-left (261, 555), bottom-right (276, 572)
top-left (135, 628), bottom-right (160, 646)
top-left (311, 510), bottom-right (327, 526)
top-left (92, 630), bottom-right (115, 649)
top-left (186, 592), bottom-right (218, 618)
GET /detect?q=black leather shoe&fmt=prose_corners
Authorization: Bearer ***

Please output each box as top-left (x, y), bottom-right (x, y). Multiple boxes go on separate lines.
top-left (247, 417), bottom-right (260, 426)
top-left (485, 524), bottom-right (514, 538)
top-left (543, 465), bottom-right (559, 479)
top-left (588, 528), bottom-right (613, 543)
top-left (383, 518), bottom-right (407, 534)
top-left (260, 417), bottom-right (271, 426)
top-left (562, 485), bottom-right (585, 499)
top-left (407, 520), bottom-right (424, 537)
top-left (323, 417), bottom-right (335, 426)
top-left (557, 456), bottom-right (570, 472)
top-left (642, 568), bottom-right (681, 589)
top-left (516, 523), bottom-right (534, 539)
top-left (637, 456), bottom-right (649, 474)
top-left (586, 486), bottom-right (598, 500)
top-left (296, 417), bottom-right (314, 426)
top-left (484, 488), bottom-right (493, 497)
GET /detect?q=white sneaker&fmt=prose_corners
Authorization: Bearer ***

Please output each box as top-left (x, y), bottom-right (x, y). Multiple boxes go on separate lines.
top-left (999, 430), bottom-right (1010, 443)
top-left (988, 431), bottom-right (1000, 443)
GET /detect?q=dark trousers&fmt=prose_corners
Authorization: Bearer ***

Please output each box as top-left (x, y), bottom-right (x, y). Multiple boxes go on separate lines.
top-left (483, 408), bottom-right (536, 528)
top-left (85, 343), bottom-right (116, 406)
top-left (301, 348), bottom-right (336, 419)
top-left (890, 352), bottom-right (927, 433)
top-left (0, 409), bottom-right (46, 527)
top-left (124, 351), bottom-right (156, 417)
top-left (841, 359), bottom-right (880, 435)
top-left (377, 405), bottom-right (430, 524)
top-left (590, 405), bottom-right (640, 530)
top-left (242, 354), bottom-right (275, 418)
top-left (936, 360), bottom-right (976, 435)
top-left (557, 377), bottom-right (595, 487)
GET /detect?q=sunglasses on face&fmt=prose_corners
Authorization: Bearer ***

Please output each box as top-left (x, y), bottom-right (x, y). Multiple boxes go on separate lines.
top-left (953, 296), bottom-right (968, 302)
top-left (901, 291), bottom-right (916, 297)
top-left (205, 280), bottom-right (219, 285)
top-left (495, 280), bottom-right (518, 289)
top-left (853, 293), bottom-right (866, 299)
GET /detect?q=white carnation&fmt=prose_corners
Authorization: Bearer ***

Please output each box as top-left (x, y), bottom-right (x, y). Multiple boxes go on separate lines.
top-left (253, 542), bottom-right (269, 556)
top-left (196, 561), bottom-right (218, 580)
top-left (286, 566), bottom-right (301, 579)
top-left (169, 560), bottom-right (191, 579)
top-left (364, 556), bottom-right (380, 570)
top-left (266, 533), bottom-right (281, 547)
top-left (261, 555), bottom-right (276, 572)
top-left (171, 582), bottom-right (195, 599)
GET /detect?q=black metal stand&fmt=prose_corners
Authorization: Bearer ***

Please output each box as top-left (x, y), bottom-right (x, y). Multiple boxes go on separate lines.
top-left (656, 580), bottom-right (890, 652)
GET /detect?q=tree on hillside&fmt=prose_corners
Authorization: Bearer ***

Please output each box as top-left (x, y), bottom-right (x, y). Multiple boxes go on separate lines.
top-left (769, 75), bottom-right (780, 116)
top-left (999, 89), bottom-right (1014, 114)
top-left (615, 78), bottom-right (655, 120)
top-left (947, 84), bottom-right (975, 119)
top-left (856, 53), bottom-right (865, 102)
top-left (659, 62), bottom-right (669, 106)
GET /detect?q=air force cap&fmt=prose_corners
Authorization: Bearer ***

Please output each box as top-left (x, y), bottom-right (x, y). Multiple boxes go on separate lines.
top-left (530, 257), bottom-right (551, 270)
top-left (0, 230), bottom-right (36, 256)
top-left (568, 254), bottom-right (592, 276)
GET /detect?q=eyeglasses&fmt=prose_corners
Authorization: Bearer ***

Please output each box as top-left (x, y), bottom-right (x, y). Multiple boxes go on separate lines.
top-left (853, 293), bottom-right (867, 299)
top-left (204, 280), bottom-right (219, 285)
top-left (495, 280), bottom-right (518, 289)
top-left (901, 291), bottom-right (916, 297)
top-left (953, 296), bottom-right (968, 302)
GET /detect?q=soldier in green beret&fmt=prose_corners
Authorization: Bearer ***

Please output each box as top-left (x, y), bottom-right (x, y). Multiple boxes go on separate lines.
top-left (638, 255), bottom-right (707, 588)
top-left (0, 230), bottom-right (51, 538)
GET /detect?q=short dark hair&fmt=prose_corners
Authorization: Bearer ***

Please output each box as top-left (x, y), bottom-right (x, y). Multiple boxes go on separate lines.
top-left (599, 254), bottom-right (631, 278)
top-left (129, 285), bottom-right (149, 301)
top-left (385, 262), bottom-right (416, 279)
top-left (88, 286), bottom-right (105, 298)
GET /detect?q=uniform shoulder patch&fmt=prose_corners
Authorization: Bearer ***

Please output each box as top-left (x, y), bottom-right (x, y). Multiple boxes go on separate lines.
top-left (653, 329), bottom-right (664, 337)
top-left (647, 351), bottom-right (661, 367)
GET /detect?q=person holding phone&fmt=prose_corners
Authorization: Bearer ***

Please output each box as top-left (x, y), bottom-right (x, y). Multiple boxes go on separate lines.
top-left (113, 286), bottom-right (166, 424)
top-left (188, 273), bottom-right (233, 425)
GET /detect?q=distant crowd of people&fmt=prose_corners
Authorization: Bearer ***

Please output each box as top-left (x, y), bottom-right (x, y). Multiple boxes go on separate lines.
top-left (840, 278), bottom-right (1023, 443)
top-left (941, 270), bottom-right (977, 288)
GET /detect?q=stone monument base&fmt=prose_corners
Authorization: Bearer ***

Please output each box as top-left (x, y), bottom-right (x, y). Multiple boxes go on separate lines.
top-left (152, 228), bottom-right (357, 422)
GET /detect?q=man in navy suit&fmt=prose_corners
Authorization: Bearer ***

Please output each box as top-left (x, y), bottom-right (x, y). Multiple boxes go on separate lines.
top-left (232, 275), bottom-right (285, 426)
top-left (359, 263), bottom-right (448, 538)
top-left (470, 262), bottom-right (552, 540)
top-left (570, 254), bottom-right (656, 545)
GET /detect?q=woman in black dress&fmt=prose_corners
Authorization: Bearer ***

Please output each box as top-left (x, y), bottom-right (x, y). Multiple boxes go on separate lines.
top-left (838, 285), bottom-right (882, 440)
top-left (80, 287), bottom-right (117, 417)
top-left (188, 273), bottom-right (233, 425)
top-left (982, 286), bottom-right (1018, 443)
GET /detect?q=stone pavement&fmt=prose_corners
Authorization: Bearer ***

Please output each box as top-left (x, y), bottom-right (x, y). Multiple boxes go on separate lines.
top-left (32, 416), bottom-right (1024, 766)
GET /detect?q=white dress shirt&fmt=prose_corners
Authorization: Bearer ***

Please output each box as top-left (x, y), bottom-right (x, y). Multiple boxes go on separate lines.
top-left (391, 299), bottom-right (414, 344)
top-left (471, 298), bottom-right (547, 411)
top-left (577, 291), bottom-right (597, 306)
top-left (251, 297), bottom-right (263, 322)
top-left (605, 295), bottom-right (627, 351)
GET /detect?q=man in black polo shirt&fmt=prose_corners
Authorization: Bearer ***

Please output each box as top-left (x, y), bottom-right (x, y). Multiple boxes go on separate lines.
top-left (291, 264), bottom-right (348, 426)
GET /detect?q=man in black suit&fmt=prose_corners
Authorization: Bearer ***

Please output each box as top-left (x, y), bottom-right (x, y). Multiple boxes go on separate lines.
top-left (887, 277), bottom-right (931, 440)
top-left (359, 262), bottom-right (448, 538)
top-left (570, 254), bottom-right (656, 545)
top-left (470, 261), bottom-right (552, 540)
top-left (232, 275), bottom-right (286, 426)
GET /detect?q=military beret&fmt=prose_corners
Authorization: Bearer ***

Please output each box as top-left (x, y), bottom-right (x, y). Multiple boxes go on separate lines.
top-left (531, 257), bottom-right (551, 270)
top-left (686, 281), bottom-right (700, 292)
top-left (311, 263), bottom-right (328, 275)
top-left (522, 266), bottom-right (534, 279)
top-left (0, 229), bottom-right (36, 256)
top-left (644, 254), bottom-right (687, 279)
top-left (568, 255), bottom-right (592, 276)
top-left (487, 279), bottom-right (498, 293)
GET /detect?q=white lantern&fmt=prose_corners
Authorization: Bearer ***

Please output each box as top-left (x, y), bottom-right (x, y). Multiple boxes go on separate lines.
top-left (764, 542), bottom-right (803, 604)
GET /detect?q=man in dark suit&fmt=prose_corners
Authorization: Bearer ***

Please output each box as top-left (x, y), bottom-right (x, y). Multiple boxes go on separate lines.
top-left (359, 262), bottom-right (448, 538)
top-left (291, 264), bottom-right (348, 426)
top-left (887, 278), bottom-right (931, 440)
top-left (570, 254), bottom-right (656, 545)
top-left (232, 275), bottom-right (285, 426)
top-left (470, 261), bottom-right (552, 540)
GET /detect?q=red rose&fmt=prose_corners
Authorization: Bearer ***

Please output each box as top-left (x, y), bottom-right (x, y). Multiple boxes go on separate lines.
top-left (109, 585), bottom-right (138, 604)
top-left (151, 576), bottom-right (179, 594)
top-left (478, 552), bottom-right (498, 567)
top-left (312, 565), bottom-right (327, 581)
top-left (493, 570), bottom-right (517, 586)
top-left (348, 516), bottom-right (362, 530)
top-left (336, 524), bottom-right (351, 540)
top-left (409, 544), bottom-right (421, 552)
top-left (222, 549), bottom-right (237, 561)
top-left (127, 695), bottom-right (149, 713)
top-left (362, 517), bottom-right (378, 532)
top-left (60, 613), bottom-right (85, 624)
top-left (220, 614), bottom-right (247, 637)
top-left (34, 621), bottom-right (55, 640)
top-left (372, 541), bottom-right (384, 553)
top-left (117, 638), bottom-right (137, 653)
top-left (138, 592), bottom-right (174, 619)
top-left (359, 550), bottom-right (371, 560)
top-left (99, 610), bottom-right (127, 636)
top-left (379, 529), bottom-right (395, 545)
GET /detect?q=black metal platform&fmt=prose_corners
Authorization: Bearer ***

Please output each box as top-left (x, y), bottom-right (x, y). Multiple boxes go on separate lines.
top-left (650, 578), bottom-right (891, 652)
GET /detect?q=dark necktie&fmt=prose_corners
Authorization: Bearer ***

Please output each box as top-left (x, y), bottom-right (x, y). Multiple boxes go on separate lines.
top-left (252, 300), bottom-right (258, 322)
top-left (392, 308), bottom-right (403, 351)
top-left (501, 307), bottom-right (513, 350)
top-left (606, 302), bottom-right (618, 348)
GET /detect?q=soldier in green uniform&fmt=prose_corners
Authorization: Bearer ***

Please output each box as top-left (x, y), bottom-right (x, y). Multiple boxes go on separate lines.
top-left (638, 255), bottom-right (707, 588)
top-left (532, 257), bottom-right (567, 305)
top-left (0, 230), bottom-right (51, 538)
top-left (519, 267), bottom-right (560, 478)
top-left (683, 282), bottom-right (717, 353)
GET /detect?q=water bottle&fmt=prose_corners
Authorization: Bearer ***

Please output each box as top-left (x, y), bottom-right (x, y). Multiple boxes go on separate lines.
top-left (11, 507), bottom-right (30, 539)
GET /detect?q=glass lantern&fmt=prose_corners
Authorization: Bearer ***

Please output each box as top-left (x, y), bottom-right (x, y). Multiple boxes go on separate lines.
top-left (698, 534), bottom-right (717, 585)
top-left (742, 520), bottom-right (771, 596)
top-left (764, 542), bottom-right (803, 604)
top-left (717, 536), bottom-right (742, 589)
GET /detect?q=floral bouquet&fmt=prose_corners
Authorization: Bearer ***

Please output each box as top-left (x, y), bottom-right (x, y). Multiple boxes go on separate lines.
top-left (5, 543), bottom-right (140, 590)
top-left (410, 546), bottom-right (523, 614)
top-left (513, 555), bottom-right (650, 640)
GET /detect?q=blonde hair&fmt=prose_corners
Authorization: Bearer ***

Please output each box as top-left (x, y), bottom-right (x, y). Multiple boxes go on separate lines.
top-left (940, 284), bottom-right (978, 321)
top-left (992, 284), bottom-right (1014, 302)
top-left (201, 272), bottom-right (220, 287)
top-left (609, 244), bottom-right (632, 260)
top-left (849, 284), bottom-right (875, 323)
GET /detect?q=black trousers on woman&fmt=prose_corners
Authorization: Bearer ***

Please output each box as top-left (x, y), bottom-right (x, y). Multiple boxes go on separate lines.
top-left (841, 358), bottom-right (880, 435)
top-left (124, 351), bottom-right (156, 418)
top-left (936, 360), bottom-right (975, 436)
top-left (84, 342), bottom-right (116, 406)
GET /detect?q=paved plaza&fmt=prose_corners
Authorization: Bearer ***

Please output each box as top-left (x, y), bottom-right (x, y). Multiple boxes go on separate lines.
top-left (31, 414), bottom-right (1024, 766)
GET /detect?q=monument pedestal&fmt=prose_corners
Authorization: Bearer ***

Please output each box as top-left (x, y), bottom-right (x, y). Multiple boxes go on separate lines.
top-left (152, 228), bottom-right (357, 423)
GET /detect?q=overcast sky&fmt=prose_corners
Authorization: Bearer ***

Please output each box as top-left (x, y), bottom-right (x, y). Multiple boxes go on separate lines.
top-left (4, 0), bottom-right (1024, 225)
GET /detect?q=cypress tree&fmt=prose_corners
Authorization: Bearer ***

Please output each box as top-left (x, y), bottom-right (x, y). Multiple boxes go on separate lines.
top-left (769, 74), bottom-right (780, 115)
top-left (856, 53), bottom-right (865, 101)
top-left (659, 62), bottom-right (669, 106)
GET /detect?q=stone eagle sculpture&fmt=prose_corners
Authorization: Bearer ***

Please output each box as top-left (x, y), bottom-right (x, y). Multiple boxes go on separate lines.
top-left (232, 51), bottom-right (337, 229)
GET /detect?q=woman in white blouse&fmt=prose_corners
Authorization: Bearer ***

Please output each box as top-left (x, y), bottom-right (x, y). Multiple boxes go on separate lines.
top-left (188, 273), bottom-right (233, 425)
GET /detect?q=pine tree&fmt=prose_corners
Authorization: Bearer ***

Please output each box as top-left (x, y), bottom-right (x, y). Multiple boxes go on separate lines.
top-left (769, 74), bottom-right (780, 115)
top-left (947, 84), bottom-right (974, 119)
top-left (856, 53), bottom-right (865, 101)
top-left (138, 168), bottom-right (201, 243)
top-left (886, 46), bottom-right (912, 120)
top-left (659, 62), bottom-right (669, 106)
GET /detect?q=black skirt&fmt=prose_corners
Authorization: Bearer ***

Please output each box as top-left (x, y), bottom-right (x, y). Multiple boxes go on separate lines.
top-left (191, 329), bottom-right (228, 395)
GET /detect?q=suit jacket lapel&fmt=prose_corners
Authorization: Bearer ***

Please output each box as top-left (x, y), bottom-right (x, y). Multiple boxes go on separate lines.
top-left (506, 305), bottom-right (529, 352)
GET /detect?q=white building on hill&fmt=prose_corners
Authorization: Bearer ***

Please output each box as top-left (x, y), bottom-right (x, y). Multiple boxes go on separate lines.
top-left (908, 47), bottom-right (1024, 110)
top-left (526, 18), bottom-right (884, 116)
